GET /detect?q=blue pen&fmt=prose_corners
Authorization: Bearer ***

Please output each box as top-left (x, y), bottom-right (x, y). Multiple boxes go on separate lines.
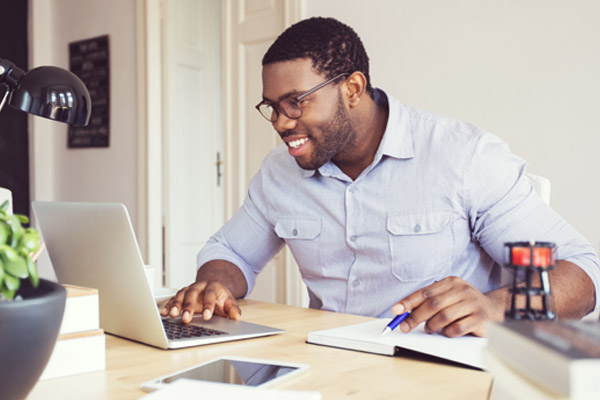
top-left (380, 311), bottom-right (410, 336)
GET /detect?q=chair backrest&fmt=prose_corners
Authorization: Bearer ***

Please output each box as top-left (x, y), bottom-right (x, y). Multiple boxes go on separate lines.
top-left (526, 173), bottom-right (551, 205)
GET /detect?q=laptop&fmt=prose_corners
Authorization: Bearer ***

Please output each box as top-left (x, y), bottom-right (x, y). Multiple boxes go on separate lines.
top-left (32, 201), bottom-right (283, 349)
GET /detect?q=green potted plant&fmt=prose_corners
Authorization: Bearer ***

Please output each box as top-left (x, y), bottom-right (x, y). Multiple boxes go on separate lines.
top-left (0, 200), bottom-right (42, 299)
top-left (0, 200), bottom-right (67, 400)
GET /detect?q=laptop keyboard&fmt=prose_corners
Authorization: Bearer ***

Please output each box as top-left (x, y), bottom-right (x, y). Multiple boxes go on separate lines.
top-left (162, 319), bottom-right (228, 340)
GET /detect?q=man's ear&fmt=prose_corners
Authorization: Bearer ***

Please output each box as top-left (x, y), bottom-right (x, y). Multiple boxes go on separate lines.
top-left (344, 71), bottom-right (367, 108)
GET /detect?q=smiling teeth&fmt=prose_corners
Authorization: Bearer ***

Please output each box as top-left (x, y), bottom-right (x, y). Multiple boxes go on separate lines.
top-left (289, 138), bottom-right (308, 149)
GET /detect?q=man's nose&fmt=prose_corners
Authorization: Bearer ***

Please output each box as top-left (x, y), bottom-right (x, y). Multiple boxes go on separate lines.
top-left (272, 112), bottom-right (297, 133)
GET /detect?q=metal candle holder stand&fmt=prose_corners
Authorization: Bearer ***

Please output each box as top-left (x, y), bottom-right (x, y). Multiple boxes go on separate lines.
top-left (504, 241), bottom-right (556, 321)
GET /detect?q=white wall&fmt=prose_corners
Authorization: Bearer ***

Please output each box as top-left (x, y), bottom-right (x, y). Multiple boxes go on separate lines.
top-left (30, 0), bottom-right (140, 277)
top-left (302, 0), bottom-right (600, 253)
top-left (30, 0), bottom-right (138, 212)
top-left (27, 1), bottom-right (600, 282)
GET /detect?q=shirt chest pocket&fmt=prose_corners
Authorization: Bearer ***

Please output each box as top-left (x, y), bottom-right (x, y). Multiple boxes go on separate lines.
top-left (274, 217), bottom-right (322, 278)
top-left (387, 211), bottom-right (454, 282)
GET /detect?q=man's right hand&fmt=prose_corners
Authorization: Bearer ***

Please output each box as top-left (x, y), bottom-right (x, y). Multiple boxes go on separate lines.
top-left (160, 260), bottom-right (248, 323)
top-left (160, 280), bottom-right (242, 323)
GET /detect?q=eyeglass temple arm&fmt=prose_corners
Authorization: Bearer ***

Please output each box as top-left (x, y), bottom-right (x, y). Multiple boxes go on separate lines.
top-left (296, 72), bottom-right (350, 101)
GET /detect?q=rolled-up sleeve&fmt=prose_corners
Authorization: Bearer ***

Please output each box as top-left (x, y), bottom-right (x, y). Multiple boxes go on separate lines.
top-left (196, 171), bottom-right (284, 297)
top-left (467, 132), bottom-right (600, 313)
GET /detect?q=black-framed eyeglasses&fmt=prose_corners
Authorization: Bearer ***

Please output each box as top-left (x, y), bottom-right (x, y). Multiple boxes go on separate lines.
top-left (255, 72), bottom-right (349, 122)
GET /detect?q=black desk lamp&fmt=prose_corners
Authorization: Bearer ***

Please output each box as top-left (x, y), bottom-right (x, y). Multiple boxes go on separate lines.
top-left (0, 57), bottom-right (91, 126)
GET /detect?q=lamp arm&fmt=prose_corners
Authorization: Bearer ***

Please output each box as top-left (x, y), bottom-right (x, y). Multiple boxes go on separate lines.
top-left (0, 85), bottom-right (9, 112)
top-left (0, 58), bottom-right (25, 89)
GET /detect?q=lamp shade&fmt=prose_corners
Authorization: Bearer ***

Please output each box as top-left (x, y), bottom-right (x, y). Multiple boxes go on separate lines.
top-left (8, 66), bottom-right (91, 126)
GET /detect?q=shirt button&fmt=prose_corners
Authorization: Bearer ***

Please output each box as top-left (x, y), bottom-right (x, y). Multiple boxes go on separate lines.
top-left (349, 235), bottom-right (357, 242)
top-left (413, 224), bottom-right (422, 233)
top-left (352, 279), bottom-right (360, 288)
top-left (348, 186), bottom-right (356, 193)
top-left (292, 229), bottom-right (298, 236)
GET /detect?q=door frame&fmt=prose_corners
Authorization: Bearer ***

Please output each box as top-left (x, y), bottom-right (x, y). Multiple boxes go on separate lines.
top-left (135, 0), bottom-right (163, 286)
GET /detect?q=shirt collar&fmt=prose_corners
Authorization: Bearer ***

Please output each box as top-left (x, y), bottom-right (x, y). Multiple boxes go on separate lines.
top-left (374, 88), bottom-right (415, 160)
top-left (301, 169), bottom-right (316, 178)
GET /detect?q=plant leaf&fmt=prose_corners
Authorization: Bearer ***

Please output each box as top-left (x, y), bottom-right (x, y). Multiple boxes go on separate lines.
top-left (0, 221), bottom-right (9, 245)
top-left (0, 245), bottom-right (28, 278)
top-left (0, 259), bottom-right (4, 287)
top-left (1, 288), bottom-right (15, 300)
top-left (3, 273), bottom-right (20, 292)
top-left (0, 200), bottom-right (9, 212)
top-left (16, 214), bottom-right (29, 224)
top-left (0, 281), bottom-right (16, 300)
top-left (26, 254), bottom-right (39, 288)
top-left (9, 214), bottom-right (24, 248)
top-left (19, 228), bottom-right (41, 253)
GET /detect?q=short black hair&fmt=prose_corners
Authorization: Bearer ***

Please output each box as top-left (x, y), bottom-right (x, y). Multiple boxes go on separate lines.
top-left (262, 17), bottom-right (373, 96)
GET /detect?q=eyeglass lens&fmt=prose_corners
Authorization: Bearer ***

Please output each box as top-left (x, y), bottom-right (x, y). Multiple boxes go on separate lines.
top-left (259, 99), bottom-right (302, 122)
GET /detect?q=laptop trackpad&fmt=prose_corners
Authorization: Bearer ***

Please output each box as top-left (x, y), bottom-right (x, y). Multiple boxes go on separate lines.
top-left (187, 315), bottom-right (281, 335)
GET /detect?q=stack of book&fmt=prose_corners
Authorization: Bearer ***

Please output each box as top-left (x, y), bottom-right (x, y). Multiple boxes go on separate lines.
top-left (40, 284), bottom-right (105, 380)
top-left (485, 319), bottom-right (600, 400)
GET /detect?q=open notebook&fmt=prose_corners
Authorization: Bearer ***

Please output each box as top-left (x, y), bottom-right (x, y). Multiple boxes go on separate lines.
top-left (307, 318), bottom-right (487, 369)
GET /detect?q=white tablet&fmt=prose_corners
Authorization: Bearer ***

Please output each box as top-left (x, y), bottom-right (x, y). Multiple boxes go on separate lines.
top-left (141, 356), bottom-right (310, 392)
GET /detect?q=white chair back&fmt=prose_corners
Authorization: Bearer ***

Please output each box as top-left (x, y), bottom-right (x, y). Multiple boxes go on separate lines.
top-left (526, 173), bottom-right (551, 205)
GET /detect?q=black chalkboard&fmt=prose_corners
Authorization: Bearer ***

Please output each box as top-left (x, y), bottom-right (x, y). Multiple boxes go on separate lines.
top-left (68, 35), bottom-right (110, 148)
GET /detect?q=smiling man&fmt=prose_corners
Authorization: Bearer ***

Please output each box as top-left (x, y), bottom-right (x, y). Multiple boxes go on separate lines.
top-left (162, 17), bottom-right (600, 337)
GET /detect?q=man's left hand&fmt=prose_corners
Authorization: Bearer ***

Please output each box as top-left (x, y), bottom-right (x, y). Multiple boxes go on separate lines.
top-left (391, 276), bottom-right (505, 337)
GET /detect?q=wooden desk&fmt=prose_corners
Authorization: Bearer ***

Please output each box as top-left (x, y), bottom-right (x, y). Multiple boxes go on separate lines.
top-left (28, 300), bottom-right (492, 399)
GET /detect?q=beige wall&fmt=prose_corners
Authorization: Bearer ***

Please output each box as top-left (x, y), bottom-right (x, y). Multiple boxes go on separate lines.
top-left (303, 0), bottom-right (600, 253)
top-left (28, 0), bottom-right (600, 284)
top-left (30, 0), bottom-right (138, 213)
top-left (29, 0), bottom-right (139, 277)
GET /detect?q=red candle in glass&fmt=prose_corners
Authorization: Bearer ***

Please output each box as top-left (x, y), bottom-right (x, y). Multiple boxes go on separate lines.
top-left (511, 246), bottom-right (531, 266)
top-left (533, 247), bottom-right (551, 267)
top-left (511, 245), bottom-right (552, 267)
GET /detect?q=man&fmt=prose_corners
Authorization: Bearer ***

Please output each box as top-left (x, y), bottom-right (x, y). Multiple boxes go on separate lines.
top-left (162, 17), bottom-right (599, 337)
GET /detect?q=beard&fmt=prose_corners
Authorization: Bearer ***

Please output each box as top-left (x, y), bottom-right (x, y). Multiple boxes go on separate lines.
top-left (294, 94), bottom-right (357, 171)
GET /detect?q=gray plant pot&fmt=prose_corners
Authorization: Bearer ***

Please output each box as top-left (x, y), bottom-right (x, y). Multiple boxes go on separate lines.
top-left (0, 279), bottom-right (66, 400)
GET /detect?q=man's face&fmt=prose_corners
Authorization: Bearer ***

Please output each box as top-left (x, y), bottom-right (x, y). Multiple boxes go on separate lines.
top-left (261, 59), bottom-right (357, 170)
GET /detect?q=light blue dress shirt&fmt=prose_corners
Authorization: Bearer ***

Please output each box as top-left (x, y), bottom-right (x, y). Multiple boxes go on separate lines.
top-left (198, 89), bottom-right (600, 318)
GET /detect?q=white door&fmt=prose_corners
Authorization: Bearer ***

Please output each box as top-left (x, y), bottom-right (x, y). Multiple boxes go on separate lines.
top-left (162, 0), bottom-right (224, 288)
top-left (222, 0), bottom-right (307, 306)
